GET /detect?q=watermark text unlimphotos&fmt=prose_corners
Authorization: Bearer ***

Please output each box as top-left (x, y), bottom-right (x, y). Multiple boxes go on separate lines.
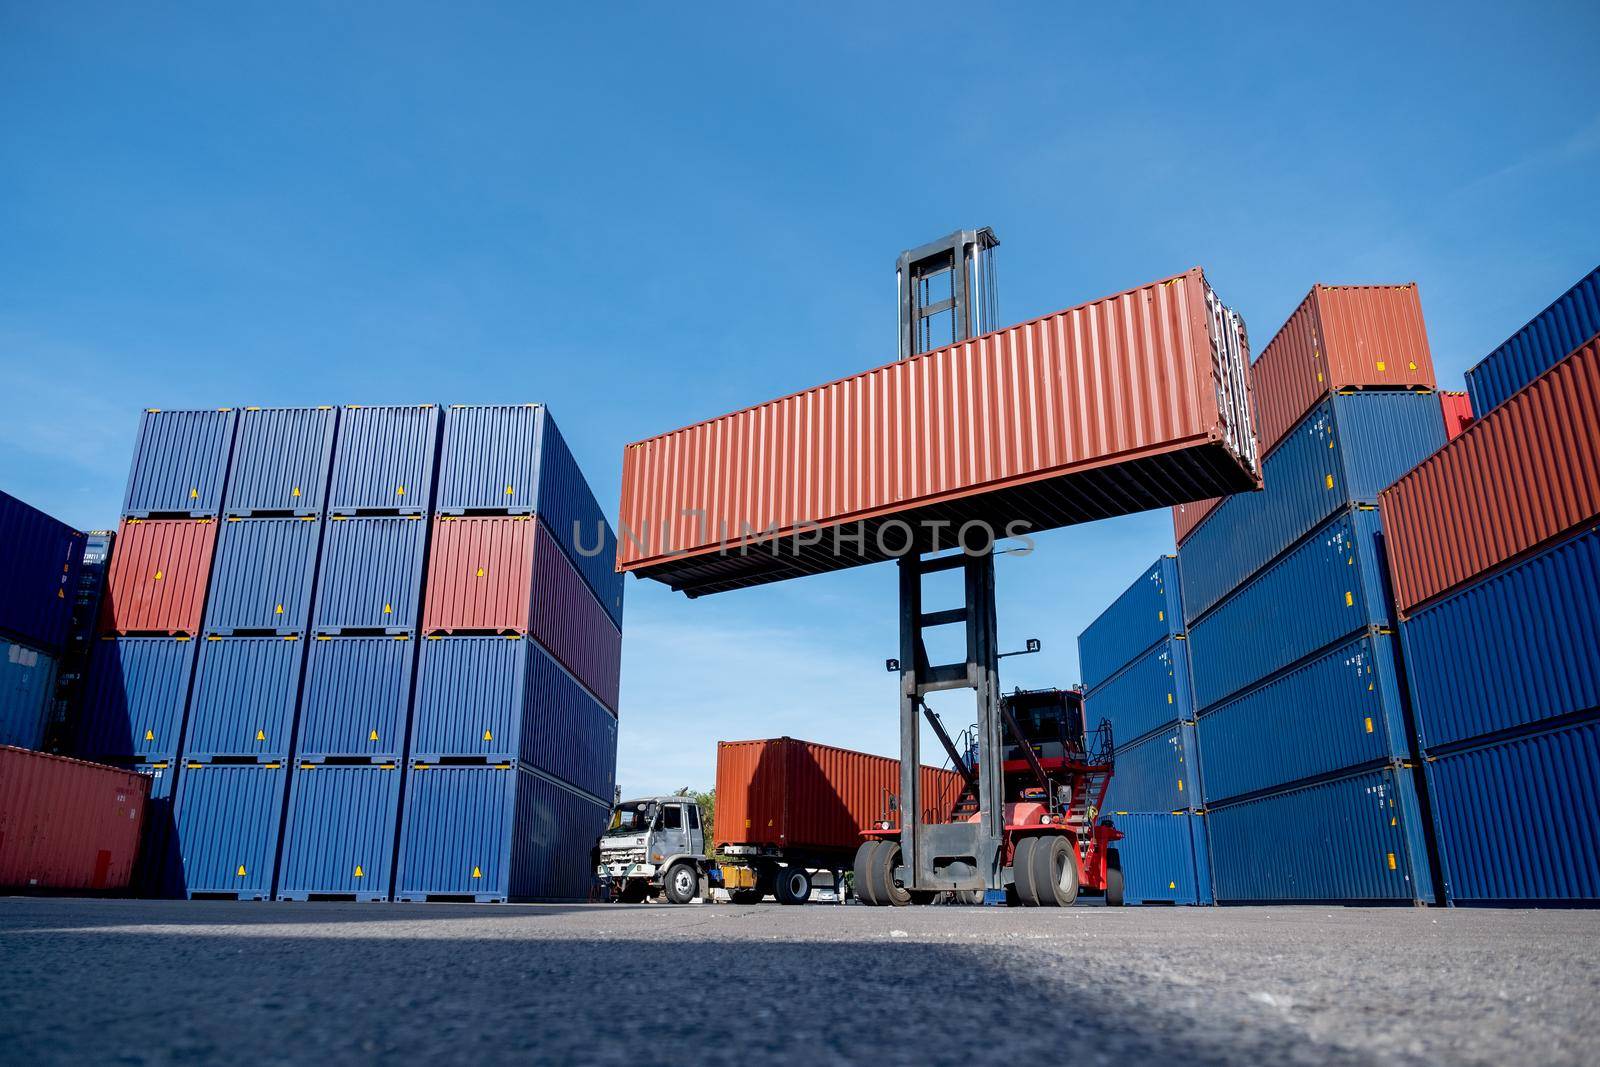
top-left (570, 513), bottom-right (1036, 561)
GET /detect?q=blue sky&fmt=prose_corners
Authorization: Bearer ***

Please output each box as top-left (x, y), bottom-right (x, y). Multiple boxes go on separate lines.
top-left (3, 4), bottom-right (1597, 796)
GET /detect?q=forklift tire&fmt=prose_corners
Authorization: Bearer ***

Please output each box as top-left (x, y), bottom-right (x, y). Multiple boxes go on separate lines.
top-left (663, 862), bottom-right (699, 905)
top-left (729, 888), bottom-right (766, 905)
top-left (852, 841), bottom-right (881, 905)
top-left (774, 867), bottom-right (813, 905)
top-left (858, 840), bottom-right (910, 906)
top-left (1031, 836), bottom-right (1080, 907)
top-left (1106, 849), bottom-right (1125, 908)
top-left (1011, 836), bottom-right (1040, 906)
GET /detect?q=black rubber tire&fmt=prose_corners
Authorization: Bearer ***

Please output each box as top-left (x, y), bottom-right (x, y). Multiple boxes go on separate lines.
top-left (1010, 836), bottom-right (1039, 906)
top-left (1031, 836), bottom-right (1080, 907)
top-left (853, 841), bottom-right (883, 906)
top-left (729, 887), bottom-right (765, 905)
top-left (873, 842), bottom-right (911, 907)
top-left (615, 881), bottom-right (650, 904)
top-left (1106, 849), bottom-right (1125, 908)
top-left (663, 862), bottom-right (699, 905)
top-left (773, 866), bottom-right (813, 905)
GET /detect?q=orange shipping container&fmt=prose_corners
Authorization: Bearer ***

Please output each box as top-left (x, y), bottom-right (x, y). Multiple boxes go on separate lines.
top-left (98, 518), bottom-right (217, 635)
top-left (1172, 283), bottom-right (1437, 546)
top-left (0, 746), bottom-right (149, 892)
top-left (1439, 390), bottom-right (1474, 441)
top-left (715, 737), bottom-right (966, 855)
top-left (621, 268), bottom-right (1259, 596)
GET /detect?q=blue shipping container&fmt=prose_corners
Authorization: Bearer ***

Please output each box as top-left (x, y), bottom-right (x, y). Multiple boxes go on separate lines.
top-left (435, 405), bottom-right (623, 627)
top-left (183, 636), bottom-right (306, 760)
top-left (1425, 716), bottom-right (1600, 904)
top-left (1105, 812), bottom-right (1213, 905)
top-left (1189, 506), bottom-right (1392, 710)
top-left (0, 489), bottom-right (84, 653)
top-left (171, 761), bottom-right (289, 899)
top-left (296, 636), bottom-right (416, 761)
top-left (76, 637), bottom-right (196, 761)
top-left (129, 759), bottom-right (183, 898)
top-left (1402, 525), bottom-right (1600, 754)
top-left (1197, 631), bottom-right (1411, 805)
top-left (0, 637), bottom-right (59, 749)
top-left (205, 517), bottom-right (322, 634)
top-left (410, 636), bottom-right (617, 801)
top-left (122, 408), bottom-right (238, 517)
top-left (1466, 265), bottom-right (1600, 416)
top-left (395, 762), bottom-right (609, 902)
top-left (312, 516), bottom-right (428, 633)
top-left (1078, 556), bottom-right (1182, 692)
top-left (1207, 766), bottom-right (1434, 903)
top-left (328, 404), bottom-right (441, 514)
top-left (1085, 637), bottom-right (1193, 751)
top-left (1103, 723), bottom-right (1201, 813)
top-left (1180, 392), bottom-right (1444, 624)
top-left (223, 406), bottom-right (338, 516)
top-left (277, 763), bottom-right (403, 901)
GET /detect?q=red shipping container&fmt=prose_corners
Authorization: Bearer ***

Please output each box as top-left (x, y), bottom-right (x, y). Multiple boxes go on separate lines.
top-left (1171, 283), bottom-right (1437, 546)
top-left (715, 737), bottom-right (966, 854)
top-left (423, 516), bottom-right (622, 709)
top-left (98, 518), bottom-right (217, 635)
top-left (620, 268), bottom-right (1259, 596)
top-left (1381, 336), bottom-right (1600, 618)
top-left (0, 746), bottom-right (149, 891)
top-left (1439, 390), bottom-right (1474, 441)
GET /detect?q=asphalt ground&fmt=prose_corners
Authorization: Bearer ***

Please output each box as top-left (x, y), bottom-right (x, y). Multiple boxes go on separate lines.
top-left (1, 898), bottom-right (1596, 1065)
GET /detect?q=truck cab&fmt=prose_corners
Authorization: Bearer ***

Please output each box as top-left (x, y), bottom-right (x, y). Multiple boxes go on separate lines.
top-left (597, 796), bottom-right (711, 904)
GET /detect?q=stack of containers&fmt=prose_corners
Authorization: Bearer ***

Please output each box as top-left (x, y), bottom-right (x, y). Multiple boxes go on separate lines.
top-left (47, 530), bottom-right (115, 751)
top-left (1383, 273), bottom-right (1600, 904)
top-left (395, 405), bottom-right (622, 903)
top-left (1178, 284), bottom-right (1447, 903)
top-left (170, 406), bottom-right (337, 900)
top-left (276, 406), bottom-right (440, 902)
top-left (0, 491), bottom-right (84, 749)
top-left (1077, 557), bottom-right (1212, 905)
top-left (84, 409), bottom-right (238, 894)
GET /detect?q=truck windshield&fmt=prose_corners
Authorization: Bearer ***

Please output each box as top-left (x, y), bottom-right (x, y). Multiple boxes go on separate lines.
top-left (604, 802), bottom-right (657, 836)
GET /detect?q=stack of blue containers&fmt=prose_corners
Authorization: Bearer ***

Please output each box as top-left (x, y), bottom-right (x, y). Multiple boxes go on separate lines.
top-left (1078, 557), bottom-right (1212, 905)
top-left (0, 490), bottom-right (85, 749)
top-left (1182, 390), bottom-right (1447, 903)
top-left (394, 405), bottom-right (621, 904)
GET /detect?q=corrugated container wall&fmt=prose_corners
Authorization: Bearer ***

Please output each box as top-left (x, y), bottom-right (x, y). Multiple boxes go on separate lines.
top-left (0, 747), bottom-right (149, 892)
top-left (621, 268), bottom-right (1259, 596)
top-left (714, 738), bottom-right (966, 853)
top-left (1107, 813), bottom-right (1213, 905)
top-left (1465, 265), bottom-right (1600, 415)
top-left (313, 516), bottom-right (428, 633)
top-left (327, 405), bottom-right (440, 515)
top-left (0, 489), bottom-right (84, 653)
top-left (127, 760), bottom-right (181, 897)
top-left (76, 637), bottom-right (196, 761)
top-left (1438, 391), bottom-right (1474, 440)
top-left (170, 761), bottom-right (289, 899)
top-left (1085, 639), bottom-right (1193, 750)
top-left (277, 763), bottom-right (402, 901)
top-left (222, 406), bottom-right (337, 516)
top-left (204, 517), bottom-right (322, 634)
top-left (183, 637), bottom-right (306, 760)
top-left (1380, 337), bottom-right (1600, 618)
top-left (98, 518), bottom-right (217, 636)
top-left (1102, 724), bottom-right (1200, 813)
top-left (122, 408), bottom-right (238, 517)
top-left (296, 636), bottom-right (416, 761)
top-left (1078, 556), bottom-right (1182, 693)
top-left (0, 638), bottom-right (59, 750)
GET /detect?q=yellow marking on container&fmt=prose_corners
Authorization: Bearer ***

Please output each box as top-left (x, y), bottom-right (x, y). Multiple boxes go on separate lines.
top-left (1177, 779), bottom-right (1184, 792)
top-left (505, 485), bottom-right (515, 495)
top-left (1365, 717), bottom-right (1374, 734)
top-left (384, 604), bottom-right (393, 614)
top-left (1391, 817), bottom-right (1398, 826)
top-left (472, 866), bottom-right (483, 879)
top-left (1158, 609), bottom-right (1165, 622)
top-left (1317, 371), bottom-right (1325, 383)
top-left (1377, 360), bottom-right (1387, 372)
top-left (1169, 881), bottom-right (1177, 889)
top-left (237, 865), bottom-right (248, 877)
top-left (1167, 693), bottom-right (1174, 704)
top-left (396, 486), bottom-right (405, 495)
top-left (1387, 853), bottom-right (1397, 870)
top-left (354, 866), bottom-right (365, 878)
top-left (1325, 474), bottom-right (1335, 490)
top-left (145, 729), bottom-right (155, 741)
top-left (483, 729), bottom-right (493, 741)
top-left (190, 488), bottom-right (199, 499)
top-left (370, 729), bottom-right (380, 742)
top-left (154, 570), bottom-right (164, 581)
top-left (1345, 591), bottom-right (1354, 607)
top-left (292, 487), bottom-right (302, 497)
top-left (476, 567), bottom-right (485, 577)
top-left (58, 588), bottom-right (64, 598)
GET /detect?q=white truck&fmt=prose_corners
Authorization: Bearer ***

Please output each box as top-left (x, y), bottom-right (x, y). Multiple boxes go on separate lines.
top-left (596, 795), bottom-right (716, 904)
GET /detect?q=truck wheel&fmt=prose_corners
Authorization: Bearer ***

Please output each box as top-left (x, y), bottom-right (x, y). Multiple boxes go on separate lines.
top-left (1106, 848), bottom-right (1125, 908)
top-left (729, 888), bottom-right (765, 905)
top-left (1011, 836), bottom-right (1039, 906)
top-left (663, 862), bottom-right (699, 904)
top-left (875, 843), bottom-right (911, 907)
top-left (853, 841), bottom-right (883, 906)
top-left (1031, 836), bottom-right (1080, 907)
top-left (774, 867), bottom-right (812, 905)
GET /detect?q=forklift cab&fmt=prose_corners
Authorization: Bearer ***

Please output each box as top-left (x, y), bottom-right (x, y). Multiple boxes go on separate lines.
top-left (1002, 688), bottom-right (1086, 765)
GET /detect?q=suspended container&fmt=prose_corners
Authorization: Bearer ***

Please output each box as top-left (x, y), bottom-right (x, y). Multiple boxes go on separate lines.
top-left (204, 517), bottom-right (322, 635)
top-left (394, 762), bottom-right (610, 902)
top-left (98, 518), bottom-right (217, 636)
top-left (222, 406), bottom-right (338, 516)
top-left (0, 638), bottom-right (58, 750)
top-left (1083, 638), bottom-right (1193, 752)
top-left (312, 516), bottom-right (428, 633)
top-left (1466, 265), bottom-right (1599, 415)
top-left (1077, 556), bottom-right (1183, 693)
top-left (1207, 765), bottom-right (1434, 903)
top-left (277, 762), bottom-right (402, 901)
top-left (1103, 812), bottom-right (1212, 905)
top-left (170, 760), bottom-right (289, 900)
top-left (409, 636), bottom-right (617, 802)
top-left (296, 636), bottom-right (416, 762)
top-left (436, 404), bottom-right (623, 626)
top-left (75, 636), bottom-right (196, 761)
top-left (327, 404), bottom-right (441, 515)
top-left (122, 408), bottom-right (238, 518)
top-left (1381, 336), bottom-right (1600, 619)
top-left (0, 747), bottom-right (149, 893)
top-left (182, 636), bottom-right (306, 761)
top-left (620, 268), bottom-right (1260, 597)
top-left (0, 489), bottom-right (84, 653)
top-left (1179, 391), bottom-right (1444, 624)
top-left (1102, 723), bottom-right (1200, 814)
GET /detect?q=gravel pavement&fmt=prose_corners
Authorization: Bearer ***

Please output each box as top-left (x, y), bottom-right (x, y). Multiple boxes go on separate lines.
top-left (1, 897), bottom-right (1596, 1065)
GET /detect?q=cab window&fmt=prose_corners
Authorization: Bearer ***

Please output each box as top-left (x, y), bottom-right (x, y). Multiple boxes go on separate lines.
top-left (662, 805), bottom-right (683, 830)
top-left (687, 805), bottom-right (700, 830)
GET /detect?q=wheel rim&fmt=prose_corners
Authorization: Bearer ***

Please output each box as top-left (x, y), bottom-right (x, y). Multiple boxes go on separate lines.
top-left (674, 869), bottom-right (695, 896)
top-left (1054, 851), bottom-right (1072, 895)
top-left (785, 872), bottom-right (806, 898)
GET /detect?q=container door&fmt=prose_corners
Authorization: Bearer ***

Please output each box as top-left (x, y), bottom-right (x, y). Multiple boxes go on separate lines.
top-left (656, 803), bottom-right (689, 861)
